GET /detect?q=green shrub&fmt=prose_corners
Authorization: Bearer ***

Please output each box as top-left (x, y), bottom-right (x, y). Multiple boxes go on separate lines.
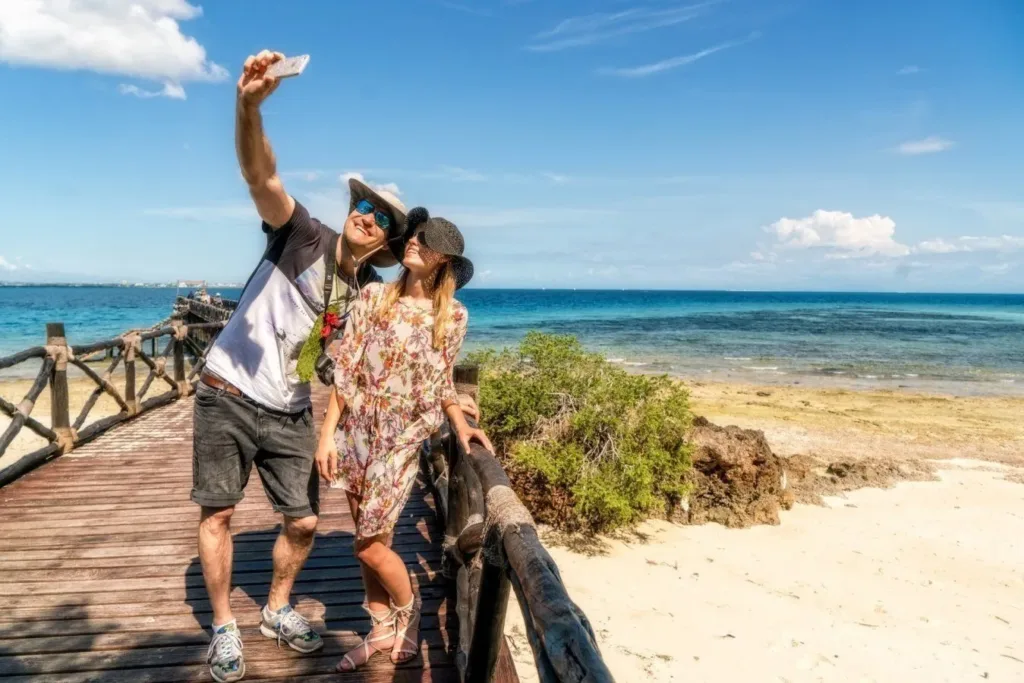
top-left (467, 332), bottom-right (693, 533)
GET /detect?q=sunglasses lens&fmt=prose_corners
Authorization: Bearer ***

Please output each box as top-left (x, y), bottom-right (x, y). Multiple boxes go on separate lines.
top-left (375, 212), bottom-right (391, 231)
top-left (355, 199), bottom-right (373, 215)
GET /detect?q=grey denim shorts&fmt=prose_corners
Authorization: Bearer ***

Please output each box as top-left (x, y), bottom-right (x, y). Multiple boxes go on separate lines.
top-left (190, 381), bottom-right (319, 518)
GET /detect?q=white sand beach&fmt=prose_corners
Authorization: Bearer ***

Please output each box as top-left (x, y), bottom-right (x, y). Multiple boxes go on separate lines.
top-left (504, 382), bottom-right (1024, 682)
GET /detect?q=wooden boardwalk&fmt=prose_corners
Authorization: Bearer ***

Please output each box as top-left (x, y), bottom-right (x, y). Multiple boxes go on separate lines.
top-left (0, 390), bottom-right (485, 683)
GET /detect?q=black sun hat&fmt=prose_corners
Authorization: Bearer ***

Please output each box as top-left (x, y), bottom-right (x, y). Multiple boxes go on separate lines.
top-left (347, 177), bottom-right (407, 268)
top-left (403, 207), bottom-right (474, 290)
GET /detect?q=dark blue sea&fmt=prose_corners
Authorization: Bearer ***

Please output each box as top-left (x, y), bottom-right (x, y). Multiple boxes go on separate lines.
top-left (2, 287), bottom-right (1023, 394)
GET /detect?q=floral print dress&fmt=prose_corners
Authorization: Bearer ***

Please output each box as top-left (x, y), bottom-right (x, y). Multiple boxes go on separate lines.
top-left (328, 282), bottom-right (467, 539)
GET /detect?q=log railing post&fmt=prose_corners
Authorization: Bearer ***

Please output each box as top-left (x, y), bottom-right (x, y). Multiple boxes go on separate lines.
top-left (121, 333), bottom-right (141, 415)
top-left (466, 531), bottom-right (513, 683)
top-left (453, 362), bottom-right (514, 683)
top-left (171, 321), bottom-right (189, 397)
top-left (45, 322), bottom-right (74, 454)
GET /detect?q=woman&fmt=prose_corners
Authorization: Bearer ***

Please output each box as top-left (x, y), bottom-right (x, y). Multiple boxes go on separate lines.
top-left (314, 208), bottom-right (491, 671)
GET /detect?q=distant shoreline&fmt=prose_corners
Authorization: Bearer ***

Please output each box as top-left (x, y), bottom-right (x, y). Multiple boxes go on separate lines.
top-left (0, 282), bottom-right (246, 289)
top-left (2, 283), bottom-right (1024, 296)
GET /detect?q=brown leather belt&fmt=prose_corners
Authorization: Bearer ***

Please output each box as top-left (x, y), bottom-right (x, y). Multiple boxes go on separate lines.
top-left (199, 371), bottom-right (243, 397)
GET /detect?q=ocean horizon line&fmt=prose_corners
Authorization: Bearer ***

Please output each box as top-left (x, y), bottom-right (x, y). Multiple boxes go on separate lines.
top-left (2, 283), bottom-right (1024, 297)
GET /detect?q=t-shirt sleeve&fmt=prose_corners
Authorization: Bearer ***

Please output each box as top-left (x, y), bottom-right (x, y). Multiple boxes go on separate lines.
top-left (261, 200), bottom-right (321, 247)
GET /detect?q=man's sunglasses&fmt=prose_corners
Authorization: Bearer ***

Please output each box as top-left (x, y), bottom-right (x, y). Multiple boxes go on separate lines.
top-left (354, 199), bottom-right (392, 232)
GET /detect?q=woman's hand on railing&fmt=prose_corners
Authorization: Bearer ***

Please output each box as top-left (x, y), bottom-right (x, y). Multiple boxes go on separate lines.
top-left (457, 425), bottom-right (494, 456)
top-left (458, 394), bottom-right (479, 421)
top-left (445, 400), bottom-right (494, 455)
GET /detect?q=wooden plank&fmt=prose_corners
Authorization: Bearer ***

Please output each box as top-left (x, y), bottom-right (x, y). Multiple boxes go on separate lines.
top-left (0, 543), bottom-right (438, 571)
top-left (0, 386), bottom-right (461, 683)
top-left (1, 664), bottom-right (459, 683)
top-left (0, 535), bottom-right (434, 564)
top-left (1, 586), bottom-right (451, 624)
top-left (0, 616), bottom-right (448, 655)
top-left (0, 508), bottom-right (433, 532)
top-left (0, 550), bottom-right (443, 583)
top-left (0, 596), bottom-right (450, 634)
top-left (0, 631), bottom-right (452, 676)
top-left (0, 522), bottom-right (438, 548)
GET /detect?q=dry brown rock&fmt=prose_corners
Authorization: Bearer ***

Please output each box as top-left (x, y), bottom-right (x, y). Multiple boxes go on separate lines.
top-left (683, 417), bottom-right (793, 528)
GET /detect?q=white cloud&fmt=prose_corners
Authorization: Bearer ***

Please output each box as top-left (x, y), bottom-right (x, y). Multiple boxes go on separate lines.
top-left (897, 65), bottom-right (921, 75)
top-left (143, 203), bottom-right (257, 222)
top-left (340, 172), bottom-right (403, 196)
top-left (599, 33), bottom-right (759, 78)
top-left (896, 136), bottom-right (954, 155)
top-left (119, 82), bottom-right (186, 100)
top-left (528, 3), bottom-right (713, 52)
top-left (765, 210), bottom-right (911, 258)
top-left (915, 235), bottom-right (1024, 254)
top-left (438, 205), bottom-right (618, 229)
top-left (542, 172), bottom-right (570, 184)
top-left (981, 263), bottom-right (1012, 274)
top-left (0, 0), bottom-right (228, 98)
top-left (0, 255), bottom-right (18, 271)
top-left (432, 166), bottom-right (488, 182)
top-left (915, 238), bottom-right (964, 254)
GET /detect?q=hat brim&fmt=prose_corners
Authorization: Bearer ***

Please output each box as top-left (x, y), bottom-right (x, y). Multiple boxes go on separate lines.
top-left (348, 179), bottom-right (406, 268)
top-left (449, 255), bottom-right (474, 290)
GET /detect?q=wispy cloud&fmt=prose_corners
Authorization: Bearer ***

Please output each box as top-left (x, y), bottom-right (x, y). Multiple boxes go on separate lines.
top-left (897, 65), bottom-right (922, 75)
top-left (282, 170), bottom-right (324, 182)
top-left (599, 33), bottom-right (759, 78)
top-left (527, 2), bottom-right (715, 52)
top-left (438, 205), bottom-right (619, 228)
top-left (340, 172), bottom-right (403, 197)
top-left (143, 204), bottom-right (257, 222)
top-left (896, 136), bottom-right (954, 155)
top-left (440, 2), bottom-right (493, 17)
top-left (119, 82), bottom-right (187, 100)
top-left (915, 235), bottom-right (1024, 254)
top-left (430, 166), bottom-right (489, 182)
top-left (0, 256), bottom-right (20, 271)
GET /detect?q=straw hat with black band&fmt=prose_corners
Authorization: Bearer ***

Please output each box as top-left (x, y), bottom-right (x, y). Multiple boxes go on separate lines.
top-left (403, 207), bottom-right (474, 290)
top-left (347, 177), bottom-right (407, 269)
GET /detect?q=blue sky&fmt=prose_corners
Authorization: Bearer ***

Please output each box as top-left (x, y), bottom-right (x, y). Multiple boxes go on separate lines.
top-left (0, 0), bottom-right (1021, 291)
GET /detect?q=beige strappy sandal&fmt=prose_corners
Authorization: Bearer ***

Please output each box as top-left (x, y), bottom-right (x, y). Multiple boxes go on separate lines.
top-left (337, 603), bottom-right (395, 672)
top-left (391, 595), bottom-right (421, 664)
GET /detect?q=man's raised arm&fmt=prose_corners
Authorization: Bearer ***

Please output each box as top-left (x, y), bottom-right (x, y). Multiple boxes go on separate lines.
top-left (235, 50), bottom-right (295, 229)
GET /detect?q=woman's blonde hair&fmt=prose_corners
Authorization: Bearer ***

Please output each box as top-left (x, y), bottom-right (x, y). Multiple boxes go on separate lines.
top-left (376, 262), bottom-right (457, 350)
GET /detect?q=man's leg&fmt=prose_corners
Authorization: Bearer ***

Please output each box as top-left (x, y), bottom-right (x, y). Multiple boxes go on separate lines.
top-left (191, 382), bottom-right (255, 683)
top-left (267, 513), bottom-right (317, 611)
top-left (199, 506), bottom-right (236, 626)
top-left (256, 409), bottom-right (323, 653)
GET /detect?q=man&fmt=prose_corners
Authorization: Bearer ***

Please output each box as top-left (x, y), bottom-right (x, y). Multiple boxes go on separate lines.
top-left (192, 51), bottom-right (409, 683)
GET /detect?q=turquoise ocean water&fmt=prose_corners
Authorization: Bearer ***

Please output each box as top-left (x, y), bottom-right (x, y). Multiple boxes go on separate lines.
top-left (2, 286), bottom-right (1022, 395)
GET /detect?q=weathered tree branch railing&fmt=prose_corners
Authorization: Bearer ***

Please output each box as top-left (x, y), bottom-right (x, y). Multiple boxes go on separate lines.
top-left (425, 366), bottom-right (616, 683)
top-left (0, 304), bottom-right (228, 487)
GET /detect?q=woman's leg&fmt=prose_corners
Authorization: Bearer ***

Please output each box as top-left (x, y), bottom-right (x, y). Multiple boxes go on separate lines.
top-left (345, 492), bottom-right (391, 612)
top-left (337, 492), bottom-right (396, 672)
top-left (354, 538), bottom-right (413, 607)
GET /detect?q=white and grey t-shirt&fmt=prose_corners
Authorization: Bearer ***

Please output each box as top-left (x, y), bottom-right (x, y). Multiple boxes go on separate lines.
top-left (205, 201), bottom-right (380, 412)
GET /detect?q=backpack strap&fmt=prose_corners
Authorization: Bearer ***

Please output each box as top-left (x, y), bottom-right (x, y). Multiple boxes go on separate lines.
top-left (323, 231), bottom-right (340, 312)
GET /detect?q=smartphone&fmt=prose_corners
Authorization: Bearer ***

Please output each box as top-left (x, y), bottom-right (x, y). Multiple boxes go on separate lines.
top-left (265, 54), bottom-right (310, 80)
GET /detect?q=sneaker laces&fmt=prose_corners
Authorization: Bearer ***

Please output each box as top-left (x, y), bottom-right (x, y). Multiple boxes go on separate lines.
top-left (276, 608), bottom-right (314, 647)
top-left (208, 628), bottom-right (243, 665)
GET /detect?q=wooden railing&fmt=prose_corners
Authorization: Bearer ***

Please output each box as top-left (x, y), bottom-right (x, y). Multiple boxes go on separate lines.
top-left (425, 366), bottom-right (616, 683)
top-left (0, 311), bottom-right (226, 487)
